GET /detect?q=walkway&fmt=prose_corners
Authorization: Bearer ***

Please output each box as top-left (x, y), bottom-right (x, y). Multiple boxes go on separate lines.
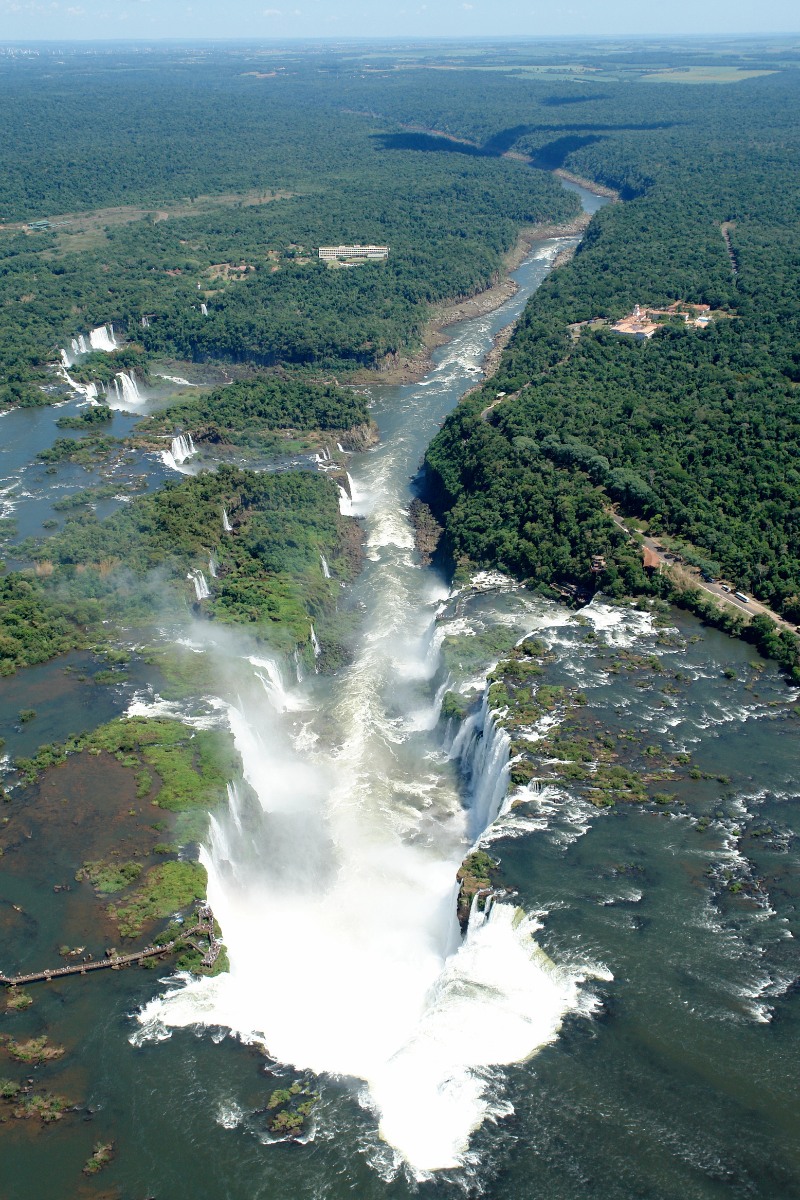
top-left (0, 902), bottom-right (222, 988)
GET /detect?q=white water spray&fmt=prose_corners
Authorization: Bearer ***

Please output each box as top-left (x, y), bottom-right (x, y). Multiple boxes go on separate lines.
top-left (115, 371), bottom-right (144, 407)
top-left (222, 508), bottom-right (233, 533)
top-left (320, 554), bottom-right (331, 579)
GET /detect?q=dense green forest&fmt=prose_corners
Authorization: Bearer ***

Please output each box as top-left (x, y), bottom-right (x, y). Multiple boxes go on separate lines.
top-left (2, 467), bottom-right (360, 674)
top-left (0, 84), bottom-right (575, 397)
top-left (144, 376), bottom-right (370, 451)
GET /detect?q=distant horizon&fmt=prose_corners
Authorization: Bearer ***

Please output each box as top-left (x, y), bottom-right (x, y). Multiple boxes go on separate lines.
top-left (3, 33), bottom-right (800, 45)
top-left (1, 3), bottom-right (798, 48)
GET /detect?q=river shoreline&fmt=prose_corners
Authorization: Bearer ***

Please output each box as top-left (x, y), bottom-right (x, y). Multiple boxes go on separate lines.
top-left (354, 210), bottom-right (591, 387)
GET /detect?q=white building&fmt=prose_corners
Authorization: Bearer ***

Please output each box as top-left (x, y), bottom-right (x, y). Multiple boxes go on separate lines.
top-left (318, 245), bottom-right (389, 260)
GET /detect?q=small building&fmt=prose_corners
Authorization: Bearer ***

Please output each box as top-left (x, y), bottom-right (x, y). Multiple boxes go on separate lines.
top-left (318, 245), bottom-right (389, 260)
top-left (610, 303), bottom-right (658, 340)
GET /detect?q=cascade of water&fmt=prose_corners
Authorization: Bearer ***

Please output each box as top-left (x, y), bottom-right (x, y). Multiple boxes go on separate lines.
top-left (141, 315), bottom-right (150, 329)
top-left (294, 648), bottom-right (304, 683)
top-left (89, 324), bottom-right (117, 352)
top-left (161, 433), bottom-right (196, 472)
top-left (113, 377), bottom-right (120, 401)
top-left (309, 624), bottom-right (321, 657)
top-left (451, 692), bottom-right (513, 839)
top-left (337, 442), bottom-right (345, 453)
top-left (225, 781), bottom-right (244, 834)
top-left (337, 472), bottom-right (364, 517)
top-left (208, 555), bottom-right (218, 578)
top-left (57, 366), bottom-right (98, 401)
top-left (320, 554), bottom-right (331, 579)
top-left (115, 371), bottom-right (144, 406)
top-left (70, 339), bottom-right (79, 356)
top-left (246, 655), bottom-right (303, 714)
top-left (187, 569), bottom-right (211, 601)
top-left (201, 303), bottom-right (208, 316)
top-left (222, 508), bottom-right (233, 533)
top-left (77, 334), bottom-right (88, 354)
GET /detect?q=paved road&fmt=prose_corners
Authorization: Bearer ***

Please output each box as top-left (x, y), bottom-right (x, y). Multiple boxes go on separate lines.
top-left (610, 515), bottom-right (797, 636)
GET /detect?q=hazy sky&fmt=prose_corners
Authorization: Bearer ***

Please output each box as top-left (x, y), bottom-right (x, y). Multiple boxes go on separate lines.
top-left (2, 0), bottom-right (799, 45)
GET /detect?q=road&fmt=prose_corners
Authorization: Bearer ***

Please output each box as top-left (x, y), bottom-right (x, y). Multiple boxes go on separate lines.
top-left (610, 515), bottom-right (797, 636)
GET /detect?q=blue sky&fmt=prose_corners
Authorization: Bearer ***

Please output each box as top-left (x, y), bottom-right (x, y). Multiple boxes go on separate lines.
top-left (1, 0), bottom-right (799, 46)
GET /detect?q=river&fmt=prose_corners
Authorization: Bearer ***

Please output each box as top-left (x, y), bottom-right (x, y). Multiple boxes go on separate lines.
top-left (1, 182), bottom-right (798, 1198)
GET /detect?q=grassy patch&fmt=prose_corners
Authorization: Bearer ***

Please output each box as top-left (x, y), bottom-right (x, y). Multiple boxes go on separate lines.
top-left (108, 860), bottom-right (207, 939)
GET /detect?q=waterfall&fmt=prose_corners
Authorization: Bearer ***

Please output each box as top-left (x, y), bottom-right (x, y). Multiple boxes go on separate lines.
top-left (77, 334), bottom-right (88, 354)
top-left (208, 555), bottom-right (218, 579)
top-left (246, 655), bottom-right (306, 715)
top-left (135, 244), bottom-right (594, 1174)
top-left (450, 692), bottom-right (512, 840)
top-left (187, 569), bottom-right (211, 601)
top-left (226, 781), bottom-right (243, 834)
top-left (222, 508), bottom-right (233, 533)
top-left (337, 442), bottom-right (345, 453)
top-left (160, 435), bottom-right (196, 473)
top-left (320, 553), bottom-right (331, 579)
top-left (293, 648), bottom-right (304, 683)
top-left (201, 303), bottom-right (208, 316)
top-left (309, 624), bottom-right (321, 657)
top-left (57, 365), bottom-right (99, 401)
top-left (337, 472), bottom-right (363, 517)
top-left (111, 371), bottom-right (144, 407)
top-left (141, 315), bottom-right (150, 329)
top-left (60, 348), bottom-right (70, 368)
top-left (89, 324), bottom-right (116, 352)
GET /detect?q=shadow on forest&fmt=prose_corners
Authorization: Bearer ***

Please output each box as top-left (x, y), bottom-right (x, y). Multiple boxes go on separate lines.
top-left (374, 121), bottom-right (678, 167)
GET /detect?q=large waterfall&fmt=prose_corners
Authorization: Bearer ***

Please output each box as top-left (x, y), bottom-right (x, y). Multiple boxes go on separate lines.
top-left (134, 236), bottom-right (600, 1177)
top-left (60, 323), bottom-right (117, 366)
top-left (89, 323), bottom-right (117, 352)
top-left (138, 416), bottom-right (585, 1174)
top-left (161, 433), bottom-right (197, 473)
